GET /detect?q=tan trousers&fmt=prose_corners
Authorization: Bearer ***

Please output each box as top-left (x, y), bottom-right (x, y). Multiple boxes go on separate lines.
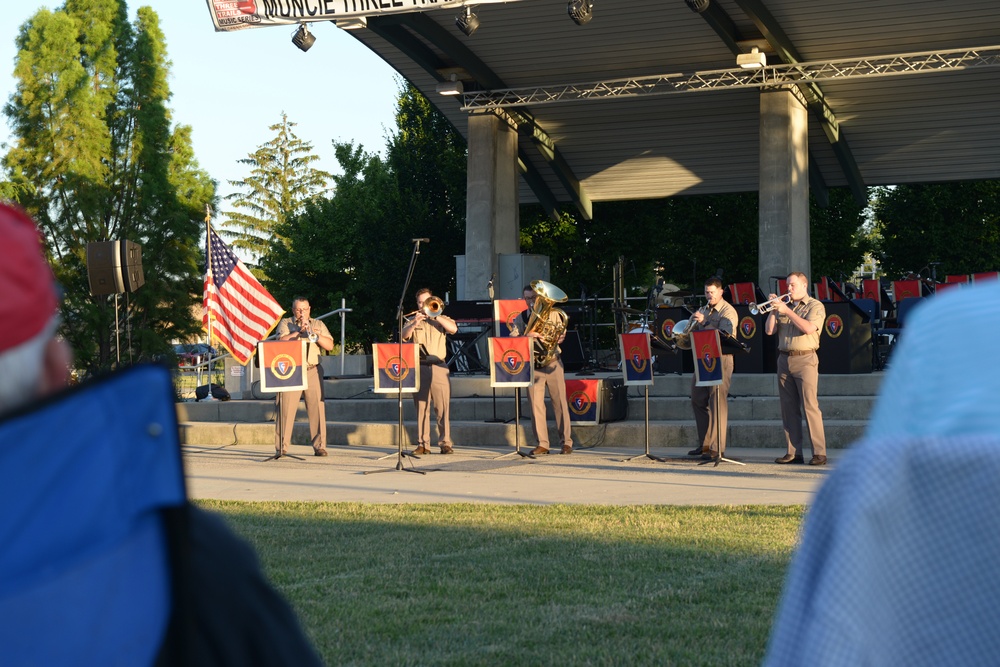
top-left (777, 351), bottom-right (826, 457)
top-left (691, 354), bottom-right (734, 454)
top-left (527, 359), bottom-right (572, 450)
top-left (412, 364), bottom-right (451, 447)
top-left (275, 364), bottom-right (327, 452)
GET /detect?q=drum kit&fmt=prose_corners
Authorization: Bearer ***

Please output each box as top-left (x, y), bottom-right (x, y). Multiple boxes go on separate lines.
top-left (612, 281), bottom-right (697, 355)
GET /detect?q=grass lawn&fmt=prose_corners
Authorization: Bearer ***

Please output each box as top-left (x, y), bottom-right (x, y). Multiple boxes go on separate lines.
top-left (199, 501), bottom-right (806, 666)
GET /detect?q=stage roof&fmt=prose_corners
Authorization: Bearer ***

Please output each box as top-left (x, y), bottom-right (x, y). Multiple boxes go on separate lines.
top-left (342, 0), bottom-right (1000, 217)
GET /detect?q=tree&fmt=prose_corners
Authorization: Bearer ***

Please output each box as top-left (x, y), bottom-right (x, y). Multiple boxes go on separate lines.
top-left (873, 181), bottom-right (1000, 278)
top-left (222, 113), bottom-right (331, 259)
top-left (262, 82), bottom-right (467, 348)
top-left (3, 1), bottom-right (212, 373)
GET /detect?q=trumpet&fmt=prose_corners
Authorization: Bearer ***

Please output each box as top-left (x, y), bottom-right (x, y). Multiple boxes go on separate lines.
top-left (749, 293), bottom-right (792, 315)
top-left (404, 296), bottom-right (446, 320)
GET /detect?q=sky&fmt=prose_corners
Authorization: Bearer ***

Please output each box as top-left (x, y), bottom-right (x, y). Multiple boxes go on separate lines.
top-left (0, 1), bottom-right (402, 216)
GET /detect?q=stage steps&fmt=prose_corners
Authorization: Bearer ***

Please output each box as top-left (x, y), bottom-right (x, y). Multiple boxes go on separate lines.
top-left (177, 371), bottom-right (883, 451)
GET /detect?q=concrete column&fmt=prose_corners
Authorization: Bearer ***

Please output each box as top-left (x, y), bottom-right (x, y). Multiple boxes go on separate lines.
top-left (464, 113), bottom-right (520, 300)
top-left (758, 89), bottom-right (810, 290)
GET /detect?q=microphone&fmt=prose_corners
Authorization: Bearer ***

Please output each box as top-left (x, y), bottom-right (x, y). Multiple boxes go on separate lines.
top-left (412, 238), bottom-right (430, 243)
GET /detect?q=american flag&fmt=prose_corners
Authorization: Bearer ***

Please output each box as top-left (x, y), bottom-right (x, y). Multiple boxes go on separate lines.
top-left (203, 227), bottom-right (284, 365)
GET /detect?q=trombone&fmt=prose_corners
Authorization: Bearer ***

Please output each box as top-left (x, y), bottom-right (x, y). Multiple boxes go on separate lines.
top-left (748, 293), bottom-right (792, 315)
top-left (404, 295), bottom-right (446, 320)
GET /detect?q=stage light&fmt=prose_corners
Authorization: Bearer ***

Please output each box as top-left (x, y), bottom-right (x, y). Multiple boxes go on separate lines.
top-left (568, 0), bottom-right (593, 25)
top-left (685, 0), bottom-right (709, 13)
top-left (291, 24), bottom-right (315, 52)
top-left (456, 6), bottom-right (480, 37)
top-left (737, 47), bottom-right (767, 68)
top-left (436, 73), bottom-right (464, 96)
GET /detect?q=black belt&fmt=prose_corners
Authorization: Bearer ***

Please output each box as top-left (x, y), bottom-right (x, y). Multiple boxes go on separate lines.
top-left (779, 350), bottom-right (816, 357)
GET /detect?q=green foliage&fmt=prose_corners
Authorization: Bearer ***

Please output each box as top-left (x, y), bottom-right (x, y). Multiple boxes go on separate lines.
top-left (202, 501), bottom-right (805, 666)
top-left (2, 1), bottom-right (211, 373)
top-left (222, 113), bottom-right (331, 259)
top-left (809, 187), bottom-right (872, 282)
top-left (872, 181), bottom-right (1000, 278)
top-left (261, 82), bottom-right (467, 348)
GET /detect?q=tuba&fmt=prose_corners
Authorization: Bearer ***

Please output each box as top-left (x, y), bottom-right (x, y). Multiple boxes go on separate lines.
top-left (523, 280), bottom-right (569, 368)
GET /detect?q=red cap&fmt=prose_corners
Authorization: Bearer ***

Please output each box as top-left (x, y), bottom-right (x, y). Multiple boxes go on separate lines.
top-left (0, 203), bottom-right (59, 353)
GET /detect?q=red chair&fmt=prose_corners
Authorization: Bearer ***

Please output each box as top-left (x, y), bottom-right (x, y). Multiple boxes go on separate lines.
top-left (945, 274), bottom-right (969, 284)
top-left (814, 281), bottom-right (831, 301)
top-left (861, 279), bottom-right (882, 302)
top-left (973, 271), bottom-right (1000, 282)
top-left (728, 282), bottom-right (756, 305)
top-left (776, 278), bottom-right (788, 296)
top-left (891, 280), bottom-right (922, 302)
top-left (935, 281), bottom-right (963, 294)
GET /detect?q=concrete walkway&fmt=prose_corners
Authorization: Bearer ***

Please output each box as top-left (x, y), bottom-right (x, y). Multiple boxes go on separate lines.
top-left (183, 443), bottom-right (834, 505)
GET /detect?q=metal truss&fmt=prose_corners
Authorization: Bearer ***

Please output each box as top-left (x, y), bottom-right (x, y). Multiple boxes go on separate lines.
top-left (460, 45), bottom-right (1000, 111)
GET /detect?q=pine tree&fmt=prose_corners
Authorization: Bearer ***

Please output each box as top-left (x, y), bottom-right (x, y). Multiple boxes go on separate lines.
top-left (222, 113), bottom-right (331, 259)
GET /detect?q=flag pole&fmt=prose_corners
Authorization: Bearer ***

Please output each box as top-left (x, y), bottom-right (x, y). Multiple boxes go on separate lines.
top-left (204, 205), bottom-right (216, 402)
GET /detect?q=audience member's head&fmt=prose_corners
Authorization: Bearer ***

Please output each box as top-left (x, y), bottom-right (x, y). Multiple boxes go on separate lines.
top-left (0, 203), bottom-right (71, 412)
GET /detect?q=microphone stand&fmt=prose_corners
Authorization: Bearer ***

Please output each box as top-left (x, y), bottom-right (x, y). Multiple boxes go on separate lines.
top-left (365, 239), bottom-right (430, 475)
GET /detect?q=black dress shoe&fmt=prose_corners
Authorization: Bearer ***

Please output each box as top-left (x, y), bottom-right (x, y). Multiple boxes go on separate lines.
top-left (688, 446), bottom-right (706, 456)
top-left (700, 452), bottom-right (718, 461)
top-left (809, 455), bottom-right (827, 466)
top-left (775, 454), bottom-right (804, 464)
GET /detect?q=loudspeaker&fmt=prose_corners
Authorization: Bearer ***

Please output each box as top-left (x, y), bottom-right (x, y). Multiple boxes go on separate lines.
top-left (599, 377), bottom-right (627, 423)
top-left (86, 240), bottom-right (144, 295)
top-left (561, 330), bottom-right (586, 372)
top-left (120, 240), bottom-right (144, 292)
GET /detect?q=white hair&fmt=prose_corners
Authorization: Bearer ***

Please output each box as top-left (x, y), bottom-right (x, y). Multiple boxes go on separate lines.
top-left (0, 316), bottom-right (61, 412)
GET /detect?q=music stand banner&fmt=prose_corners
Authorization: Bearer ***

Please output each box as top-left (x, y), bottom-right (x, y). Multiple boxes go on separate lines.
top-left (373, 343), bottom-right (419, 394)
top-left (494, 299), bottom-right (527, 336)
top-left (565, 378), bottom-right (600, 425)
top-left (258, 340), bottom-right (307, 393)
top-left (691, 329), bottom-right (723, 387)
top-left (619, 332), bottom-right (653, 386)
top-left (489, 336), bottom-right (533, 387)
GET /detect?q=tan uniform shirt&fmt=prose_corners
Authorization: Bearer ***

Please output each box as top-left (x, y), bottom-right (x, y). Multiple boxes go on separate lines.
top-left (275, 317), bottom-right (331, 366)
top-left (690, 299), bottom-right (738, 339)
top-left (408, 321), bottom-right (449, 365)
top-left (776, 296), bottom-right (826, 352)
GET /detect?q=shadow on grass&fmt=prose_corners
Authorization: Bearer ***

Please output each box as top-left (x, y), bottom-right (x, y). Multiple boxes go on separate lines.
top-left (199, 502), bottom-right (805, 667)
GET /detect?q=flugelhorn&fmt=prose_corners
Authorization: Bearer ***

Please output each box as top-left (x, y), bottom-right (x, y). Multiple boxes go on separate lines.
top-left (404, 296), bottom-right (446, 319)
top-left (669, 305), bottom-right (710, 350)
top-left (748, 293), bottom-right (792, 315)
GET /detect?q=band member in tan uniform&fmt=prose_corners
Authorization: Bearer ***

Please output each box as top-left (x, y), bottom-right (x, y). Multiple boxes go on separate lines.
top-left (515, 285), bottom-right (573, 456)
top-left (765, 272), bottom-right (828, 465)
top-left (275, 297), bottom-right (334, 456)
top-left (686, 277), bottom-right (739, 460)
top-left (402, 288), bottom-right (458, 455)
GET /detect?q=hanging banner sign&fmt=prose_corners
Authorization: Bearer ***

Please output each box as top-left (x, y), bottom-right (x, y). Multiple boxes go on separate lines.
top-left (258, 340), bottom-right (307, 392)
top-left (691, 329), bottom-right (723, 387)
top-left (206, 0), bottom-right (527, 32)
top-left (494, 299), bottom-right (527, 337)
top-left (619, 332), bottom-right (653, 386)
top-left (565, 378), bottom-right (600, 425)
top-left (489, 336), bottom-right (533, 388)
top-left (373, 342), bottom-right (419, 394)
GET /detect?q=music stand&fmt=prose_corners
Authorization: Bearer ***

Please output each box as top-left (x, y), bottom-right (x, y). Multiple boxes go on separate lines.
top-left (258, 340), bottom-right (308, 461)
top-left (619, 331), bottom-right (664, 463)
top-left (487, 335), bottom-right (533, 460)
top-left (696, 331), bottom-right (747, 468)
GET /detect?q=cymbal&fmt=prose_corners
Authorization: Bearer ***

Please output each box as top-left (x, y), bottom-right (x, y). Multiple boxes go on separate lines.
top-left (612, 306), bottom-right (645, 315)
top-left (661, 289), bottom-right (693, 297)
